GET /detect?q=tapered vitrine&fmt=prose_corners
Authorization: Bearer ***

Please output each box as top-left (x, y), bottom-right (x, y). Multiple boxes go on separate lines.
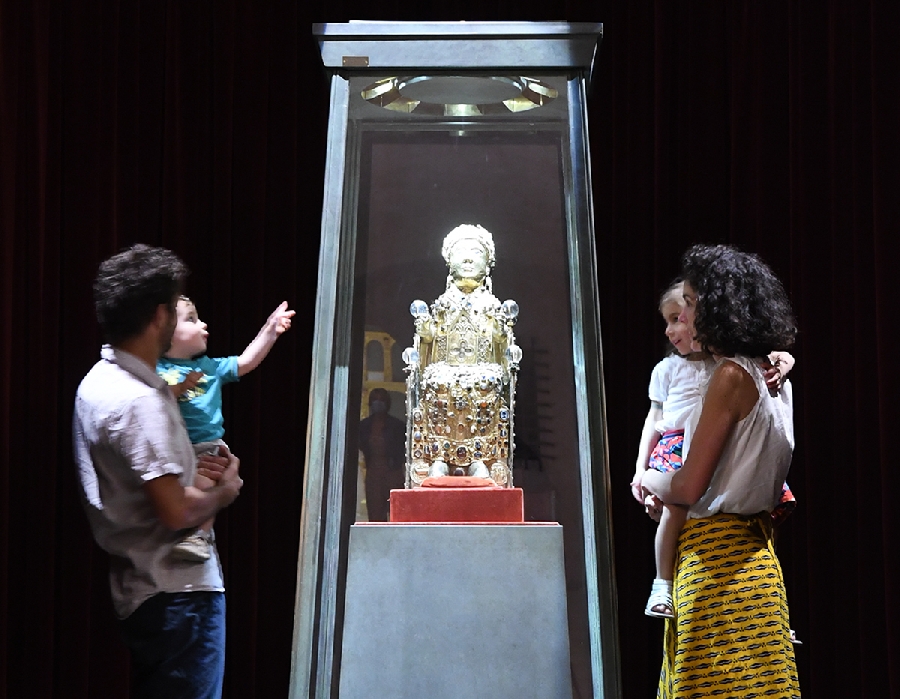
top-left (291, 21), bottom-right (619, 699)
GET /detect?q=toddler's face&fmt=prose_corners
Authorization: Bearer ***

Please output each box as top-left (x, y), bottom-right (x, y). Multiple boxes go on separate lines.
top-left (661, 299), bottom-right (693, 355)
top-left (169, 299), bottom-right (208, 358)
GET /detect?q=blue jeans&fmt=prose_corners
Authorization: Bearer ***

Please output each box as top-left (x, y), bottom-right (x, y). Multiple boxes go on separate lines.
top-left (120, 591), bottom-right (225, 699)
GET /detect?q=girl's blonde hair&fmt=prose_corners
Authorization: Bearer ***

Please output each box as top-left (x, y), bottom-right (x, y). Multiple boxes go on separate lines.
top-left (659, 279), bottom-right (684, 311)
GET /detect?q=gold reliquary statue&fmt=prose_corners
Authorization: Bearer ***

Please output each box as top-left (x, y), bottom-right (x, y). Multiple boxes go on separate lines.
top-left (402, 224), bottom-right (522, 487)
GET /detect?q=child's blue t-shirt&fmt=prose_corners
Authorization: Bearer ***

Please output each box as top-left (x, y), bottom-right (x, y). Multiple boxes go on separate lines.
top-left (157, 355), bottom-right (240, 444)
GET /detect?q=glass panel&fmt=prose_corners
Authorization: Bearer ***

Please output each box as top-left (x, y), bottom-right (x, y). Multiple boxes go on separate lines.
top-left (341, 74), bottom-right (594, 694)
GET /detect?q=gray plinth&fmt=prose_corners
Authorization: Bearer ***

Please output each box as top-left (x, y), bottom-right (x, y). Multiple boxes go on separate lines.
top-left (339, 524), bottom-right (572, 699)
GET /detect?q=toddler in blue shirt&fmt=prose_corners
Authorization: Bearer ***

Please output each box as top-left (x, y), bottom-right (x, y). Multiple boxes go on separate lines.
top-left (158, 295), bottom-right (294, 561)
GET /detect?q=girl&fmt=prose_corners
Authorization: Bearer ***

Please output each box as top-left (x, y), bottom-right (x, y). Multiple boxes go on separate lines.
top-left (632, 280), bottom-right (795, 618)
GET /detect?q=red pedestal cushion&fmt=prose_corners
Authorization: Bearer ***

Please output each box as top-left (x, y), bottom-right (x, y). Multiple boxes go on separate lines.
top-left (389, 486), bottom-right (524, 523)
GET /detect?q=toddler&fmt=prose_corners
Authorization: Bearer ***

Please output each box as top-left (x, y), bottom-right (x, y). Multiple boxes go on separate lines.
top-left (158, 296), bottom-right (294, 561)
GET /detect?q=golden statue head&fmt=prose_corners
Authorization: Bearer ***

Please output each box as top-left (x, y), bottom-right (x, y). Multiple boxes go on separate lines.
top-left (442, 224), bottom-right (495, 268)
top-left (441, 224), bottom-right (495, 291)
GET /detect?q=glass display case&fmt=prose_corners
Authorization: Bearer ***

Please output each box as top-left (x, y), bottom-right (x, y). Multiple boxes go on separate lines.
top-left (292, 22), bottom-right (618, 699)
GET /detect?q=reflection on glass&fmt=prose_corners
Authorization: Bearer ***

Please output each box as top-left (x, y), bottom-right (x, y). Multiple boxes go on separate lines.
top-left (360, 75), bottom-right (559, 115)
top-left (357, 332), bottom-right (407, 521)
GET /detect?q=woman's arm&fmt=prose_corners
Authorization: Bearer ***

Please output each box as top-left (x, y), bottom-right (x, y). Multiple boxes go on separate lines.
top-left (631, 402), bottom-right (662, 503)
top-left (642, 361), bottom-right (758, 506)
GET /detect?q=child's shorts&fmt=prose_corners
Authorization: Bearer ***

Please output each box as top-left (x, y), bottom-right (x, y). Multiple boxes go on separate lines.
top-left (648, 430), bottom-right (684, 473)
top-left (771, 482), bottom-right (796, 527)
top-left (649, 429), bottom-right (797, 526)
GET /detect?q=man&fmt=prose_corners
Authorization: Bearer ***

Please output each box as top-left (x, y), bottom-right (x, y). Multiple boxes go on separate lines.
top-left (74, 244), bottom-right (243, 698)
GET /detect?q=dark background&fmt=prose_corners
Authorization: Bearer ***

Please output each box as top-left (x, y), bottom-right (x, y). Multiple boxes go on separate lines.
top-left (1, 2), bottom-right (896, 698)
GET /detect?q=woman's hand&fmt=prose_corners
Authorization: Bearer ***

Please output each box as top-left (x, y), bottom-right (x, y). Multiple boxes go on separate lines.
top-left (761, 360), bottom-right (783, 394)
top-left (762, 351), bottom-right (796, 395)
top-left (644, 493), bottom-right (663, 522)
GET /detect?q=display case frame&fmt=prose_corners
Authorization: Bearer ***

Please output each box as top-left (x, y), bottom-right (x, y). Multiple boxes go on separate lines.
top-left (292, 21), bottom-right (618, 699)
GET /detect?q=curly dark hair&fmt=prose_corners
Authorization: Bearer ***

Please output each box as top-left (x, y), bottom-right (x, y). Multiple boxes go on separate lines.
top-left (680, 244), bottom-right (797, 357)
top-left (93, 244), bottom-right (189, 344)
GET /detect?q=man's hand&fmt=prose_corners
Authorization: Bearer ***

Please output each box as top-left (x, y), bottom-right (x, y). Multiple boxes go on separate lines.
top-left (196, 447), bottom-right (228, 483)
top-left (207, 446), bottom-right (242, 506)
top-left (144, 446), bottom-right (242, 531)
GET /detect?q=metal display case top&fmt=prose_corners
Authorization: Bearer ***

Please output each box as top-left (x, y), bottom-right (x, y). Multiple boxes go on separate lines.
top-left (314, 21), bottom-right (603, 74)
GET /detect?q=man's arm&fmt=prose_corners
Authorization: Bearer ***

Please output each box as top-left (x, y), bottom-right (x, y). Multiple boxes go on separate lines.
top-left (237, 301), bottom-right (295, 376)
top-left (144, 449), bottom-right (243, 530)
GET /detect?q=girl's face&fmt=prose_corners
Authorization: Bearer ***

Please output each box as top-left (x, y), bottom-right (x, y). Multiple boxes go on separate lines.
top-left (678, 281), bottom-right (701, 352)
top-left (661, 299), bottom-right (693, 355)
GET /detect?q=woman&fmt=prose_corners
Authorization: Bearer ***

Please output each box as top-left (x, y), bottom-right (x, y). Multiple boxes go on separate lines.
top-left (641, 244), bottom-right (800, 698)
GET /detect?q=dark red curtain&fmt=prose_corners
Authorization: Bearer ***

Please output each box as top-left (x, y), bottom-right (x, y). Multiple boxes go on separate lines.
top-left (1, 1), bottom-right (895, 698)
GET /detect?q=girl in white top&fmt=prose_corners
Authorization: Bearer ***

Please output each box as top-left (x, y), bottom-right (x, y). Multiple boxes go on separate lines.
top-left (632, 280), bottom-right (794, 618)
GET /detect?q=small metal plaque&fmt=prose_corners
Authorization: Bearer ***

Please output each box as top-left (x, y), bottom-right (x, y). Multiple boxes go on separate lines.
top-left (342, 55), bottom-right (369, 67)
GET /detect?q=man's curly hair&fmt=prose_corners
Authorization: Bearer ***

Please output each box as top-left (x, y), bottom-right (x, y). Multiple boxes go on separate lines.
top-left (681, 244), bottom-right (797, 357)
top-left (93, 244), bottom-right (188, 344)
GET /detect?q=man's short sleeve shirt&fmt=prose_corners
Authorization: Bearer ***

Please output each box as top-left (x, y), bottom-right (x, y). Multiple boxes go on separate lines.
top-left (74, 346), bottom-right (224, 618)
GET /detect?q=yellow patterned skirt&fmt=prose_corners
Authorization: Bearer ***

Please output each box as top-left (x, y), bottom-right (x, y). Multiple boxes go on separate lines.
top-left (658, 512), bottom-right (800, 698)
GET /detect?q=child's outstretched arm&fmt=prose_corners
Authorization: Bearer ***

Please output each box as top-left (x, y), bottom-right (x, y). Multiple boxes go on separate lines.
top-left (238, 301), bottom-right (296, 377)
top-left (632, 401), bottom-right (663, 504)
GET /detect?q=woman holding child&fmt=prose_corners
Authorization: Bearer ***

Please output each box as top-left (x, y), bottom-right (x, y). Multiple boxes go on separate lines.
top-left (640, 244), bottom-right (800, 698)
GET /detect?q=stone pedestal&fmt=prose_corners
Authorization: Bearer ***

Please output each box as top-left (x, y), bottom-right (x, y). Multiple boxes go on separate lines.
top-left (338, 523), bottom-right (572, 699)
